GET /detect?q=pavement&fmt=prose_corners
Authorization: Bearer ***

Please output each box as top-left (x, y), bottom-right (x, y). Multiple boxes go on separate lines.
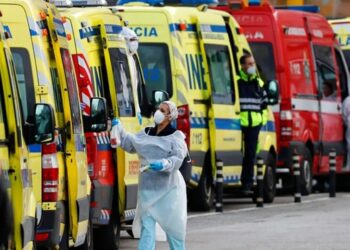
top-left (118, 192), bottom-right (350, 249)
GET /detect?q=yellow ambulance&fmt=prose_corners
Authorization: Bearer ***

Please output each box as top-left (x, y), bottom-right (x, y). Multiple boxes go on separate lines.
top-left (115, 1), bottom-right (278, 211)
top-left (0, 0), bottom-right (100, 248)
top-left (0, 18), bottom-right (41, 250)
top-left (54, 1), bottom-right (152, 247)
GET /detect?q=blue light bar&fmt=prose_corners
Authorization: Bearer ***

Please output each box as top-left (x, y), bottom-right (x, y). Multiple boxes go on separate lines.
top-left (248, 0), bottom-right (260, 6)
top-left (275, 5), bottom-right (320, 13)
top-left (117, 0), bottom-right (218, 5)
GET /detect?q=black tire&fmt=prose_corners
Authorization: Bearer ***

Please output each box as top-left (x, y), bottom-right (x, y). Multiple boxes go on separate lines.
top-left (93, 217), bottom-right (120, 250)
top-left (126, 229), bottom-right (134, 238)
top-left (188, 167), bottom-right (213, 211)
top-left (0, 174), bottom-right (12, 249)
top-left (59, 205), bottom-right (69, 250)
top-left (301, 148), bottom-right (313, 195)
top-left (263, 153), bottom-right (276, 203)
top-left (75, 220), bottom-right (93, 250)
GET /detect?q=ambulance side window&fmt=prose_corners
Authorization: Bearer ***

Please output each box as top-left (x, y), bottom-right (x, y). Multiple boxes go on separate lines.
top-left (11, 48), bottom-right (35, 124)
top-left (313, 45), bottom-right (337, 99)
top-left (109, 48), bottom-right (135, 117)
top-left (205, 44), bottom-right (235, 105)
top-left (250, 42), bottom-right (276, 83)
top-left (138, 43), bottom-right (172, 100)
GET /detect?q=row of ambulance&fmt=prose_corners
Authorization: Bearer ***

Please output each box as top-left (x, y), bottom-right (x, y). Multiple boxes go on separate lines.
top-left (0, 0), bottom-right (279, 248)
top-left (1, 0), bottom-right (350, 249)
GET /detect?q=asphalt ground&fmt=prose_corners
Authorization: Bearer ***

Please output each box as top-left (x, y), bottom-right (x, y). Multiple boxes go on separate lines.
top-left (118, 192), bottom-right (350, 250)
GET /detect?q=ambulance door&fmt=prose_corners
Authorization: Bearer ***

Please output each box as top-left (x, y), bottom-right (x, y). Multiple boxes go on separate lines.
top-left (313, 44), bottom-right (343, 173)
top-left (100, 23), bottom-right (140, 217)
top-left (46, 9), bottom-right (90, 246)
top-left (196, 19), bottom-right (242, 183)
top-left (2, 45), bottom-right (35, 248)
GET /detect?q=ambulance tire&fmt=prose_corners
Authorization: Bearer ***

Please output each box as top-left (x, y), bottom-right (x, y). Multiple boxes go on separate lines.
top-left (0, 175), bottom-right (12, 249)
top-left (188, 167), bottom-right (213, 211)
top-left (263, 153), bottom-right (276, 203)
top-left (58, 206), bottom-right (69, 250)
top-left (75, 219), bottom-right (93, 250)
top-left (301, 148), bottom-right (313, 195)
top-left (93, 217), bottom-right (120, 250)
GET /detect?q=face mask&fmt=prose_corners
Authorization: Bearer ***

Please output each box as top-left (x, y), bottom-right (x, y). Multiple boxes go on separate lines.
top-left (154, 110), bottom-right (165, 124)
top-left (128, 41), bottom-right (138, 54)
top-left (247, 66), bottom-right (256, 75)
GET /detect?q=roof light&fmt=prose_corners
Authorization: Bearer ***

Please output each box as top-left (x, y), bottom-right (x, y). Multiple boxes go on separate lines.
top-left (71, 0), bottom-right (107, 6)
top-left (49, 0), bottom-right (74, 7)
top-left (40, 11), bottom-right (47, 20)
top-left (117, 0), bottom-right (218, 6)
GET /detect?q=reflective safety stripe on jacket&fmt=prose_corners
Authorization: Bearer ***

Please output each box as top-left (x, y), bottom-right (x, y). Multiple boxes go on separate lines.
top-left (238, 70), bottom-right (266, 127)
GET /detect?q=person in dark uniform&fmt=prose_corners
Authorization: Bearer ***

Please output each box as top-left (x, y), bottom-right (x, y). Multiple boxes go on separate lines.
top-left (238, 54), bottom-right (268, 194)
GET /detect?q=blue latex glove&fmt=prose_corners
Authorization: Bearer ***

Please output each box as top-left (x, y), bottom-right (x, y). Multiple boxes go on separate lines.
top-left (137, 112), bottom-right (142, 125)
top-left (111, 118), bottom-right (120, 127)
top-left (149, 160), bottom-right (164, 171)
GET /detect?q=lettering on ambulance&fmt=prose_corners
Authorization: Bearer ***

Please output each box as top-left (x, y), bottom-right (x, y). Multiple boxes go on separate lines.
top-left (130, 27), bottom-right (158, 37)
top-left (245, 31), bottom-right (264, 40)
top-left (91, 66), bottom-right (103, 97)
top-left (192, 133), bottom-right (202, 145)
top-left (185, 54), bottom-right (207, 90)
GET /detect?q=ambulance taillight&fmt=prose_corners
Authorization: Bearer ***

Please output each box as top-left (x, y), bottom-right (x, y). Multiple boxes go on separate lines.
top-left (280, 100), bottom-right (293, 141)
top-left (42, 142), bottom-right (59, 202)
top-left (177, 104), bottom-right (190, 147)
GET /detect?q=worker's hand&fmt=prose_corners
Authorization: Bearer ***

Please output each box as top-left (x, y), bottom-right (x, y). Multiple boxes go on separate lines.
top-left (149, 160), bottom-right (165, 171)
top-left (111, 118), bottom-right (121, 127)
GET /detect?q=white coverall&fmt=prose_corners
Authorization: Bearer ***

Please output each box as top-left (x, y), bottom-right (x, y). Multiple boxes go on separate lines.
top-left (342, 96), bottom-right (350, 168)
top-left (116, 124), bottom-right (187, 250)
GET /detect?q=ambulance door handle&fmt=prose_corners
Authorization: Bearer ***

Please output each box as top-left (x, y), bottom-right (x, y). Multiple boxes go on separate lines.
top-left (235, 111), bottom-right (240, 115)
top-left (337, 105), bottom-right (341, 111)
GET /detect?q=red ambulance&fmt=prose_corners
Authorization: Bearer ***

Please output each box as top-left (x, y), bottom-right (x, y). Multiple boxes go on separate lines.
top-left (215, 0), bottom-right (350, 194)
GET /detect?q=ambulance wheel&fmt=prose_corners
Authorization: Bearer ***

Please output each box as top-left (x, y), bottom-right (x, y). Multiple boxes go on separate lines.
top-left (263, 153), bottom-right (276, 203)
top-left (188, 167), bottom-right (213, 211)
top-left (93, 216), bottom-right (120, 250)
top-left (75, 219), bottom-right (93, 250)
top-left (58, 206), bottom-right (69, 250)
top-left (0, 175), bottom-right (12, 249)
top-left (301, 148), bottom-right (313, 195)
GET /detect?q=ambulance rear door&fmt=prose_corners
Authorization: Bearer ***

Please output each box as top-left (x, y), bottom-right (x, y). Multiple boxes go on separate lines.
top-left (196, 16), bottom-right (242, 184)
top-left (46, 8), bottom-right (90, 246)
top-left (100, 21), bottom-right (141, 218)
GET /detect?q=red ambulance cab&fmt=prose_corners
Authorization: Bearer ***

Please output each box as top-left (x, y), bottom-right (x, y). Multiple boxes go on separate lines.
top-left (215, 0), bottom-right (350, 194)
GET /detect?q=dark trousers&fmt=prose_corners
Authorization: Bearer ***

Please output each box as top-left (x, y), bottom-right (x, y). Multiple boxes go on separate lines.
top-left (241, 125), bottom-right (262, 189)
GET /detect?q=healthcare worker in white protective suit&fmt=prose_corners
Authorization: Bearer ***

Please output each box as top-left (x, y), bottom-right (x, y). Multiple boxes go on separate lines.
top-left (112, 100), bottom-right (187, 250)
top-left (121, 27), bottom-right (143, 125)
top-left (342, 96), bottom-right (350, 168)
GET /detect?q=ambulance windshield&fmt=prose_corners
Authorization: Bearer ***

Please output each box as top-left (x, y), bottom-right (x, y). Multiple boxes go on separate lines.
top-left (249, 42), bottom-right (276, 83)
top-left (137, 43), bottom-right (172, 100)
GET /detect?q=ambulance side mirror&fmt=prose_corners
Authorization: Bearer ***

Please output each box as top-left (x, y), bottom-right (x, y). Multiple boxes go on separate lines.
top-left (266, 80), bottom-right (279, 105)
top-left (152, 90), bottom-right (169, 108)
top-left (34, 103), bottom-right (55, 143)
top-left (86, 97), bottom-right (108, 132)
